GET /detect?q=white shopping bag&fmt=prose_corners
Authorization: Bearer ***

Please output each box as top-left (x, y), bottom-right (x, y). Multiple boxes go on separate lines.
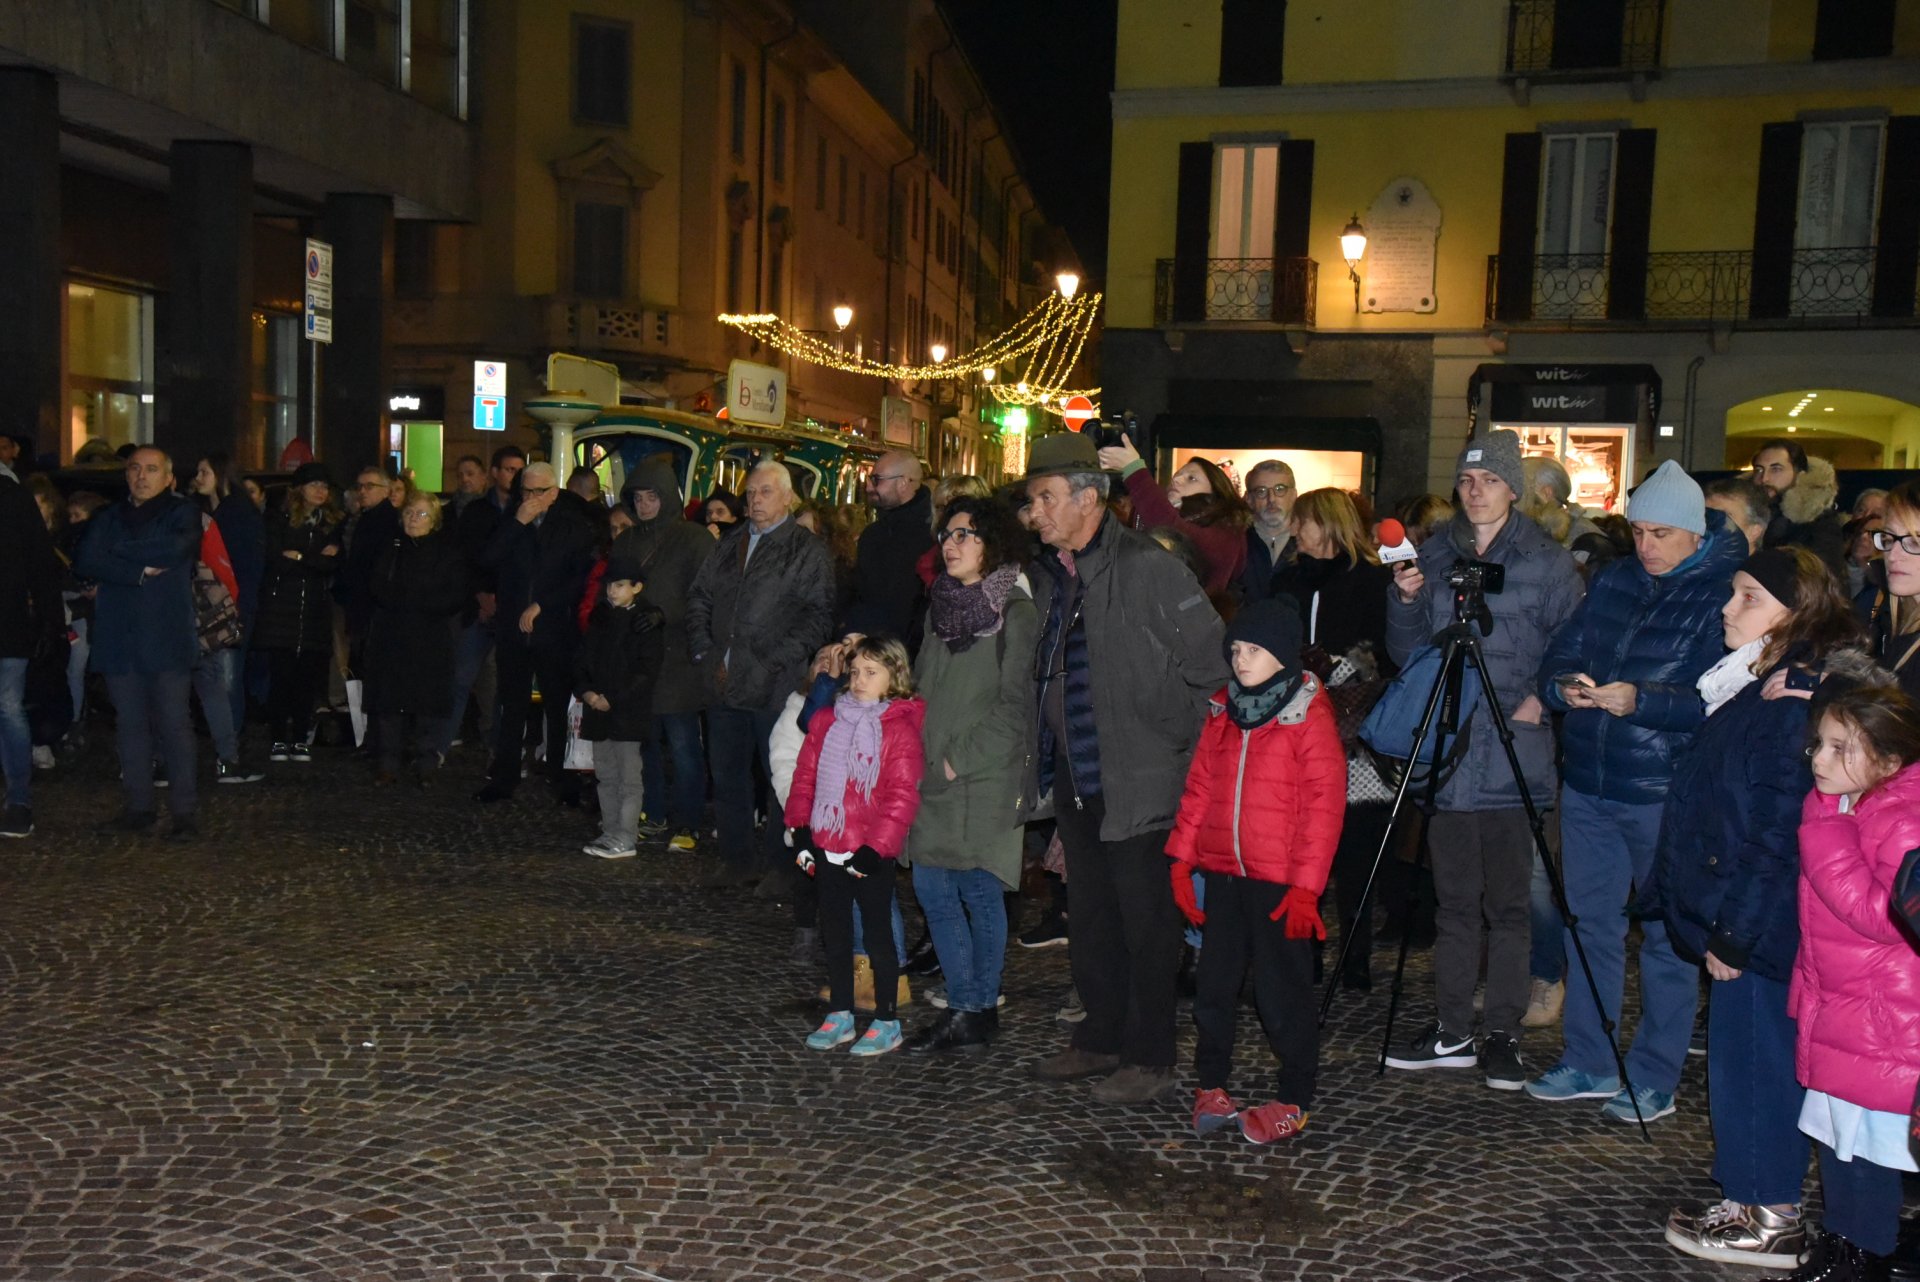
top-left (345, 677), bottom-right (367, 747)
top-left (563, 696), bottom-right (595, 771)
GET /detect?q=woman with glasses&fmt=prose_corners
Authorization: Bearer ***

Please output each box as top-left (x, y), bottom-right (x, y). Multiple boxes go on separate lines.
top-left (1096, 434), bottom-right (1252, 596)
top-left (1865, 479), bottom-right (1920, 702)
top-left (902, 495), bottom-right (1038, 1053)
top-left (364, 493), bottom-right (469, 786)
top-left (1646, 547), bottom-right (1871, 1269)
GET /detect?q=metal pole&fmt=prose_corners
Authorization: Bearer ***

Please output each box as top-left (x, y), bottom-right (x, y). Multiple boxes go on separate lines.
top-left (307, 338), bottom-right (319, 455)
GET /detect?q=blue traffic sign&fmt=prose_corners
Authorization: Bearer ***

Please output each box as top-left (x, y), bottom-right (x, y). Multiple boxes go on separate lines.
top-left (473, 395), bottom-right (506, 432)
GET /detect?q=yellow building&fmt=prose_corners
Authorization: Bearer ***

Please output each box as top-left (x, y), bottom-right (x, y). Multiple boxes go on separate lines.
top-left (1107, 0), bottom-right (1920, 507)
top-left (391, 0), bottom-right (1064, 487)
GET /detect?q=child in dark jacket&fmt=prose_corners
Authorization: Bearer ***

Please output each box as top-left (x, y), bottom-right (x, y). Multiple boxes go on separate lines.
top-left (574, 551), bottom-right (665, 859)
top-left (1168, 598), bottom-right (1346, 1144)
top-left (784, 635), bottom-right (926, 1057)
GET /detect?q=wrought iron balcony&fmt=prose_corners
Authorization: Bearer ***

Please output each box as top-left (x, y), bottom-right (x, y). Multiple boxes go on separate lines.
top-left (1484, 247), bottom-right (1919, 329)
top-left (1153, 257), bottom-right (1318, 326)
top-left (1505, 0), bottom-right (1665, 77)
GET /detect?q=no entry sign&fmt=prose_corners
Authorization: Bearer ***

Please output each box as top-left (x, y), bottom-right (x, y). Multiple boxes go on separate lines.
top-left (1062, 395), bottom-right (1096, 429)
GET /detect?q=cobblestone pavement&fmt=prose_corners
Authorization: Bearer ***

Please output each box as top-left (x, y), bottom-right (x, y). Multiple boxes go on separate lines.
top-left (0, 739), bottom-right (1905, 1281)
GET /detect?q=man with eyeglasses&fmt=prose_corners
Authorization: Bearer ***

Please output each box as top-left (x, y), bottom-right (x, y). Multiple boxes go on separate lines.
top-left (1239, 459), bottom-right (1297, 602)
top-left (1749, 438), bottom-right (1847, 582)
top-left (844, 450), bottom-right (933, 648)
top-left (340, 467), bottom-right (403, 679)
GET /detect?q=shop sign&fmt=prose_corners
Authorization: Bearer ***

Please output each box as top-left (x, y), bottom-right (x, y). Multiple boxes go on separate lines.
top-left (1490, 381), bottom-right (1642, 423)
top-left (727, 359), bottom-right (787, 427)
top-left (388, 388), bottom-right (445, 420)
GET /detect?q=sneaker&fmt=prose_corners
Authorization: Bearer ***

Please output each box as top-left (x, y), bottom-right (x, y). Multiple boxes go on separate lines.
top-left (1783, 1229), bottom-right (1875, 1281)
top-left (926, 987), bottom-right (1006, 1011)
top-left (583, 835), bottom-right (636, 860)
top-left (668, 829), bottom-right (697, 852)
top-left (1191, 1087), bottom-right (1240, 1137)
top-left (637, 814), bottom-right (668, 840)
top-left (290, 742), bottom-right (312, 764)
top-left (1601, 1085), bottom-right (1676, 1124)
top-left (269, 742), bottom-right (291, 763)
top-left (1520, 977), bottom-right (1565, 1028)
top-left (806, 1011), bottom-right (857, 1051)
top-left (1383, 1021), bottom-right (1477, 1071)
top-left (215, 759), bottom-right (265, 785)
top-left (0, 805), bottom-right (32, 838)
top-left (1481, 1031), bottom-right (1526, 1091)
top-left (1524, 1063), bottom-right (1622, 1102)
top-left (1238, 1100), bottom-right (1310, 1145)
top-left (152, 764), bottom-right (169, 788)
top-left (848, 1019), bottom-right (903, 1057)
top-left (1664, 1200), bottom-right (1805, 1270)
top-left (1019, 912), bottom-right (1069, 948)
top-left (1689, 1022), bottom-right (1708, 1058)
top-left (30, 745), bottom-right (54, 770)
top-left (1055, 986), bottom-right (1087, 1024)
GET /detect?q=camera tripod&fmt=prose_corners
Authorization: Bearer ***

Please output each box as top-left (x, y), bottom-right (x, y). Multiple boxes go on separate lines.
top-left (1318, 591), bottom-right (1653, 1141)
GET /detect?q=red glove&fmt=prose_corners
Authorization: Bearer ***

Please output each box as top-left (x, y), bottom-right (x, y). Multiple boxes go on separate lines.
top-left (1170, 863), bottom-right (1205, 928)
top-left (1272, 886), bottom-right (1326, 941)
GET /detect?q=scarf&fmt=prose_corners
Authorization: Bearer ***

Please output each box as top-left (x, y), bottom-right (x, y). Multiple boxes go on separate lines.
top-left (812, 692), bottom-right (891, 836)
top-left (929, 563), bottom-right (1018, 653)
top-left (1227, 668), bottom-right (1303, 730)
top-left (1697, 637), bottom-right (1767, 716)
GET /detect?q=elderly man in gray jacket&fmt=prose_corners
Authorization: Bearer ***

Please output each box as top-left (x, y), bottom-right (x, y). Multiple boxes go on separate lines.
top-left (1022, 432), bottom-right (1228, 1105)
top-left (1380, 430), bottom-right (1584, 1091)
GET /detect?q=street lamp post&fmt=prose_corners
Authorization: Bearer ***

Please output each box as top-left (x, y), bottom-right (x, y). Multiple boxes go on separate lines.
top-left (1056, 271), bottom-right (1080, 301)
top-left (1341, 214), bottom-right (1368, 313)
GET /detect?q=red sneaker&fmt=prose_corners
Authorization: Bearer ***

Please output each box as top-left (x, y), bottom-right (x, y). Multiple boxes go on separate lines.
top-left (1238, 1100), bottom-right (1309, 1145)
top-left (1191, 1087), bottom-right (1240, 1136)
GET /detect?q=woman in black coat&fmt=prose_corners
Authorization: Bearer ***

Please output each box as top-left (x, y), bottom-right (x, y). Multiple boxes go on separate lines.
top-left (366, 493), bottom-right (469, 783)
top-left (254, 463), bottom-right (344, 761)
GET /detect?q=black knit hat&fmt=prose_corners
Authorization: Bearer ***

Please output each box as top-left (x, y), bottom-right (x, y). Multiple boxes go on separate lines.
top-left (1224, 596), bottom-right (1304, 667)
top-left (289, 461), bottom-right (333, 489)
top-left (1739, 547), bottom-right (1802, 609)
top-left (604, 550), bottom-right (647, 587)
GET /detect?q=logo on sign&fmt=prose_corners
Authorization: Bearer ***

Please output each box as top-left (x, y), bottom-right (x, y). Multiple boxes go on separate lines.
top-left (1531, 394), bottom-right (1598, 411)
top-left (389, 395), bottom-right (422, 413)
top-left (1531, 367), bottom-right (1591, 382)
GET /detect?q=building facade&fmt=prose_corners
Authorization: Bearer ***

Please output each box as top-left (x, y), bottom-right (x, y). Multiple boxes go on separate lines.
top-left (1107, 0), bottom-right (1920, 509)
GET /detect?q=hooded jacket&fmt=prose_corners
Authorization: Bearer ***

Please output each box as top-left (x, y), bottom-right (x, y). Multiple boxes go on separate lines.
top-left (845, 484), bottom-right (934, 643)
top-left (1765, 456), bottom-right (1847, 583)
top-left (783, 697), bottom-right (927, 856)
top-left (1166, 676), bottom-right (1346, 891)
top-left (1790, 761), bottom-right (1920, 1115)
top-left (1536, 510), bottom-right (1748, 804)
top-left (614, 457), bottom-right (714, 715)
top-left (574, 597), bottom-right (667, 741)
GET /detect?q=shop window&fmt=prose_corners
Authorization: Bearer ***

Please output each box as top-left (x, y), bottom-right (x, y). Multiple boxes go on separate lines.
top-left (571, 201), bottom-right (627, 298)
top-left (1514, 425), bottom-right (1631, 513)
top-left (251, 312), bottom-right (300, 463)
top-left (66, 281), bottom-right (153, 456)
top-left (573, 17), bottom-right (631, 127)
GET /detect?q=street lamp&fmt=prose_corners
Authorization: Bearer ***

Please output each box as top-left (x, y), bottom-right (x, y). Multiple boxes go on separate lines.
top-left (1056, 271), bottom-right (1080, 300)
top-left (929, 343), bottom-right (948, 365)
top-left (831, 303), bottom-right (853, 332)
top-left (1340, 213), bottom-right (1367, 312)
top-left (980, 367), bottom-right (996, 383)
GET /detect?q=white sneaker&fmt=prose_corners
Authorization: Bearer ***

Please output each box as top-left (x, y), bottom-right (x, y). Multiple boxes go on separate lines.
top-left (583, 835), bottom-right (636, 860)
top-left (31, 745), bottom-right (55, 770)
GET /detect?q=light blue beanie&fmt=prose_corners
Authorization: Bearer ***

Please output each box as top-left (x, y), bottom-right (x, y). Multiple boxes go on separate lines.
top-left (1626, 459), bottom-right (1705, 535)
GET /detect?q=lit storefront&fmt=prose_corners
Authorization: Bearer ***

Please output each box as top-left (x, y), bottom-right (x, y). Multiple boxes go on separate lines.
top-left (1473, 363), bottom-right (1661, 514)
top-left (387, 386), bottom-right (447, 488)
top-left (65, 280), bottom-right (154, 456)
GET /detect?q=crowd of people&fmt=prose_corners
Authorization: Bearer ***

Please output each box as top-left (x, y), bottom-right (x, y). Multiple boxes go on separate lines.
top-left (3, 423), bottom-right (1919, 1278)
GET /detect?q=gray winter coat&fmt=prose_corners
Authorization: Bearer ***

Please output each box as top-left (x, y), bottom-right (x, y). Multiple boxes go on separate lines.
top-left (907, 586), bottom-right (1039, 888)
top-left (686, 516), bottom-right (834, 712)
top-left (1023, 517), bottom-right (1230, 842)
top-left (613, 507), bottom-right (715, 716)
top-left (1385, 509), bottom-right (1584, 812)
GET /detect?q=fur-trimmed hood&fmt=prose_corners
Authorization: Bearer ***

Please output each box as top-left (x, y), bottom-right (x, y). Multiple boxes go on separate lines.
top-left (1780, 456), bottom-right (1839, 526)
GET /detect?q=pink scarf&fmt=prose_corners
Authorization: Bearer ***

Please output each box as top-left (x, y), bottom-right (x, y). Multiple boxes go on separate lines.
top-left (811, 693), bottom-right (889, 837)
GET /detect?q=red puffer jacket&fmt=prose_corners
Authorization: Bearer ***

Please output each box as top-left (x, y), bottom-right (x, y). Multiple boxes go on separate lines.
top-left (783, 697), bottom-right (927, 857)
top-left (1166, 677), bottom-right (1345, 891)
top-left (1790, 763), bottom-right (1920, 1115)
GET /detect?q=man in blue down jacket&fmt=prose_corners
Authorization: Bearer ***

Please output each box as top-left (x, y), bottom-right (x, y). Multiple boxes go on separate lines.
top-left (1525, 460), bottom-right (1747, 1124)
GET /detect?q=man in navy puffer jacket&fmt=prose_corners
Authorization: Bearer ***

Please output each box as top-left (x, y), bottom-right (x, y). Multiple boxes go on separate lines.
top-left (1526, 460), bottom-right (1748, 1123)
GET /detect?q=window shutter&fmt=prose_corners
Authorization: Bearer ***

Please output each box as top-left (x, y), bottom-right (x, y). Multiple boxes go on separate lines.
top-left (1873, 117), bottom-right (1920, 317)
top-left (1172, 142), bottom-right (1215, 324)
top-left (1749, 123), bottom-right (1802, 320)
top-left (1495, 132), bottom-right (1543, 322)
top-left (1272, 139), bottom-right (1314, 323)
top-left (1607, 129), bottom-right (1656, 320)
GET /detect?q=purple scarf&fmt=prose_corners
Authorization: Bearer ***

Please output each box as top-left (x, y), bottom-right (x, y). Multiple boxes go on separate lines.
top-left (811, 693), bottom-right (890, 837)
top-left (929, 563), bottom-right (1018, 653)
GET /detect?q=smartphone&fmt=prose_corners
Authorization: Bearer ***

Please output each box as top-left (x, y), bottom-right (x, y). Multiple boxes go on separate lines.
top-left (1551, 671), bottom-right (1595, 690)
top-left (1785, 667), bottom-right (1820, 693)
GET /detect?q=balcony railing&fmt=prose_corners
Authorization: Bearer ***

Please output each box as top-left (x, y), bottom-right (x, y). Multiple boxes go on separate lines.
top-left (1153, 257), bottom-right (1318, 326)
top-left (1484, 247), bottom-right (1919, 328)
top-left (1505, 0), bottom-right (1665, 77)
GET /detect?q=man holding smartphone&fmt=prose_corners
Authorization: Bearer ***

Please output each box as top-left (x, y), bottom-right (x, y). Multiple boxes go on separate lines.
top-left (1525, 460), bottom-right (1748, 1123)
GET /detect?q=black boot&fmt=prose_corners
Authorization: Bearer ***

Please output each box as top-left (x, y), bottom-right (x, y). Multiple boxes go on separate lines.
top-left (904, 1008), bottom-right (955, 1052)
top-left (903, 934), bottom-right (942, 978)
top-left (1787, 1230), bottom-right (1884, 1282)
top-left (907, 1007), bottom-right (993, 1054)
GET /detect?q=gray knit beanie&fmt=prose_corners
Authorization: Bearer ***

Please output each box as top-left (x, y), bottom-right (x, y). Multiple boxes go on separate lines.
top-left (1455, 429), bottom-right (1525, 500)
top-left (1626, 459), bottom-right (1706, 535)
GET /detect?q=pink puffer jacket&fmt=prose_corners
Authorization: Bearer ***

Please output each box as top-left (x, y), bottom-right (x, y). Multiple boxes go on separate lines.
top-left (1789, 762), bottom-right (1920, 1114)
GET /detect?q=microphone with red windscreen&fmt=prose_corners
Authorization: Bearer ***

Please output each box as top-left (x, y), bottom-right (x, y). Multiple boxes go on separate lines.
top-left (1377, 518), bottom-right (1419, 566)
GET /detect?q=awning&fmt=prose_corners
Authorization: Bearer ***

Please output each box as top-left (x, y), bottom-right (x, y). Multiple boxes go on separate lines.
top-left (1468, 362), bottom-right (1662, 424)
top-left (1151, 414), bottom-right (1382, 454)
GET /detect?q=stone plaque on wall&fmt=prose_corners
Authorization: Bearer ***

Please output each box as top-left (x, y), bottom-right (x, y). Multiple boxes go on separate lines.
top-left (1360, 177), bottom-right (1442, 315)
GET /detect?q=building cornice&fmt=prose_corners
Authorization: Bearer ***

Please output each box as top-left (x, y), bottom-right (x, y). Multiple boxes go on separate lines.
top-left (1112, 57), bottom-right (1920, 121)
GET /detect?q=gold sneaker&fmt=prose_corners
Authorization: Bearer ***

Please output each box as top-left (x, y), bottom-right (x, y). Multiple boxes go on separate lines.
top-left (1664, 1199), bottom-right (1805, 1270)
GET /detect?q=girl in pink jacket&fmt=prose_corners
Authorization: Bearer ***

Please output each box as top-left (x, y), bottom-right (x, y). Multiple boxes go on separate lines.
top-left (1791, 685), bottom-right (1920, 1277)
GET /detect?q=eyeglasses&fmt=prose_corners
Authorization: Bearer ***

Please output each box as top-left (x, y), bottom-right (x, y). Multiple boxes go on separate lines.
top-left (356, 480), bottom-right (390, 491)
top-left (935, 527), bottom-right (982, 545)
top-left (871, 473), bottom-right (910, 485)
top-left (522, 485), bottom-right (556, 496)
top-left (1246, 485), bottom-right (1292, 501)
top-left (1872, 530), bottom-right (1920, 555)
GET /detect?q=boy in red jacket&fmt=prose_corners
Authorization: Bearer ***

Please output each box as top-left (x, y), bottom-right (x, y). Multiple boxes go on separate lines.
top-left (1168, 598), bottom-right (1345, 1143)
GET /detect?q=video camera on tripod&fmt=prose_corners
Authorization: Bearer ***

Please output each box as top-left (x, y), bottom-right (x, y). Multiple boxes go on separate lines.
top-left (1444, 559), bottom-right (1504, 636)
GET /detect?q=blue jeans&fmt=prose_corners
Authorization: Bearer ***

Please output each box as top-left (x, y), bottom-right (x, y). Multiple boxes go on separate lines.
top-left (1817, 1141), bottom-right (1904, 1256)
top-left (707, 703), bottom-right (782, 872)
top-left (912, 865), bottom-right (1007, 1010)
top-left (641, 711), bottom-right (704, 828)
top-left (106, 670), bottom-right (197, 818)
top-left (0, 657), bottom-right (29, 808)
top-left (1530, 857), bottom-right (1566, 983)
top-left (1556, 787), bottom-right (1699, 1094)
top-left (1709, 971), bottom-right (1807, 1205)
top-left (191, 647), bottom-right (242, 763)
top-left (852, 896), bottom-right (908, 965)
top-left (435, 619), bottom-right (495, 755)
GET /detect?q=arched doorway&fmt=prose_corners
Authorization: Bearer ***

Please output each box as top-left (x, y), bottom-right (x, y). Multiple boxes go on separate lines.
top-left (1724, 388), bottom-right (1920, 470)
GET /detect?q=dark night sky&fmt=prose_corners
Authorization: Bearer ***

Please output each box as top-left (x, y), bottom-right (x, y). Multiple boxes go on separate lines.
top-left (945, 0), bottom-right (1118, 280)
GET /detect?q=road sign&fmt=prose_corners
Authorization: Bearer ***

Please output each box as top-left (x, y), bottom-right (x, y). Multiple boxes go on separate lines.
top-left (303, 238), bottom-right (333, 344)
top-left (474, 360), bottom-right (507, 397)
top-left (727, 358), bottom-right (787, 427)
top-left (1062, 395), bottom-right (1096, 429)
top-left (473, 394), bottom-right (506, 432)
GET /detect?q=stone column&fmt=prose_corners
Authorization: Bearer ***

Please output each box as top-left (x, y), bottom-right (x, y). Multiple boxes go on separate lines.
top-left (321, 193), bottom-right (393, 469)
top-left (0, 70), bottom-right (62, 461)
top-left (166, 141), bottom-right (255, 467)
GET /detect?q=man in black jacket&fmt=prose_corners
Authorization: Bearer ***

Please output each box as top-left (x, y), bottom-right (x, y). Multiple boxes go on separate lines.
top-left (476, 461), bottom-right (597, 802)
top-left (1751, 439), bottom-right (1847, 581)
top-left (1237, 459), bottom-right (1296, 602)
top-left (844, 450), bottom-right (932, 645)
top-left (0, 462), bottom-right (63, 837)
top-left (438, 445), bottom-right (522, 758)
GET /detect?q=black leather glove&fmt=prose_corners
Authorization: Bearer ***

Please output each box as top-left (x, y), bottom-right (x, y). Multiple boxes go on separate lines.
top-left (790, 826), bottom-right (817, 877)
top-left (847, 845), bottom-right (884, 879)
